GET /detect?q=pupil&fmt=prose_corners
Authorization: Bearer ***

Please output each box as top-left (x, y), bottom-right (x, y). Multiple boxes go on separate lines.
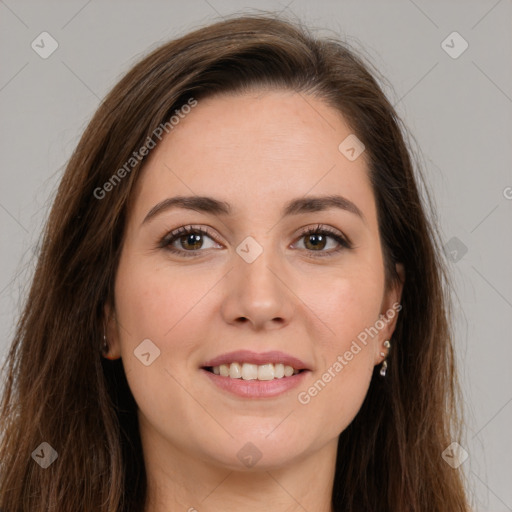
top-left (183, 234), bottom-right (202, 249)
top-left (307, 234), bottom-right (325, 250)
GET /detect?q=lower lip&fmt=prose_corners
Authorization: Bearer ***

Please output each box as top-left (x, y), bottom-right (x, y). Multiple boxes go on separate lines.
top-left (201, 368), bottom-right (309, 398)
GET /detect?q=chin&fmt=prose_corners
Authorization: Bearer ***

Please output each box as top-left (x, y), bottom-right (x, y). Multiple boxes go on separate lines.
top-left (209, 442), bottom-right (307, 472)
top-left (193, 425), bottom-right (316, 472)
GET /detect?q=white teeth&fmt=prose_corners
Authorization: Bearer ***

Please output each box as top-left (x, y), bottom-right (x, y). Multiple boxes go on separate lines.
top-left (258, 364), bottom-right (274, 381)
top-left (209, 362), bottom-right (301, 380)
top-left (284, 365), bottom-right (294, 377)
top-left (229, 362), bottom-right (242, 379)
top-left (274, 363), bottom-right (285, 379)
top-left (241, 363), bottom-right (258, 380)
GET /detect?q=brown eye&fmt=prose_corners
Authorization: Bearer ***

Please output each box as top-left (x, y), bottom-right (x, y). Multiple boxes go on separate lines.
top-left (177, 232), bottom-right (204, 251)
top-left (295, 224), bottom-right (352, 258)
top-left (160, 226), bottom-right (220, 257)
top-left (303, 232), bottom-right (329, 251)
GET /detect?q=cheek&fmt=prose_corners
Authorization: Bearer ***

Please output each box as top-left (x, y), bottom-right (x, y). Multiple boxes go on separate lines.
top-left (113, 254), bottom-right (225, 398)
top-left (113, 257), bottom-right (213, 441)
top-left (292, 263), bottom-right (382, 430)
top-left (296, 261), bottom-right (384, 352)
top-left (114, 254), bottom-right (212, 343)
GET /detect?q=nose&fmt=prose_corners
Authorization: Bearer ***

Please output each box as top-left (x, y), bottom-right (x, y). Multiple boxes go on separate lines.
top-left (221, 240), bottom-right (295, 331)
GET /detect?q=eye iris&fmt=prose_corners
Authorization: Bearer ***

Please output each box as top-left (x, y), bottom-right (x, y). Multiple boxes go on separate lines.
top-left (181, 233), bottom-right (203, 250)
top-left (304, 233), bottom-right (326, 251)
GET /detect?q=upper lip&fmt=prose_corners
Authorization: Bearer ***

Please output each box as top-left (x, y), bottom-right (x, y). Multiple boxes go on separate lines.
top-left (202, 350), bottom-right (310, 370)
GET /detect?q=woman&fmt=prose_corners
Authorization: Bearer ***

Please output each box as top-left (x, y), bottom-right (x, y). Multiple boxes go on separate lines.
top-left (0, 13), bottom-right (471, 512)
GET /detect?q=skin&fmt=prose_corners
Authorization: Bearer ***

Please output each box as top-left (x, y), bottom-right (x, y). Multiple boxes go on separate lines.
top-left (105, 89), bottom-right (404, 512)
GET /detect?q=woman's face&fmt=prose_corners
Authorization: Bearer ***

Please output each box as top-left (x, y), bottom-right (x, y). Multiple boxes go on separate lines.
top-left (107, 90), bottom-right (403, 471)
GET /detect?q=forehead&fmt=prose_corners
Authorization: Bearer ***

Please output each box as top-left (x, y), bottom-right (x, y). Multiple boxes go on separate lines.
top-left (129, 90), bottom-right (375, 225)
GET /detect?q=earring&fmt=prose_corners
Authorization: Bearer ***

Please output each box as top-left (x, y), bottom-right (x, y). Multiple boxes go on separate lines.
top-left (101, 329), bottom-right (111, 358)
top-left (380, 339), bottom-right (391, 377)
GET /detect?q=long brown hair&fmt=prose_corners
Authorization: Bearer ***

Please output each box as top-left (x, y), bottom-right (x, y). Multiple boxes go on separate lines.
top-left (0, 12), bottom-right (470, 511)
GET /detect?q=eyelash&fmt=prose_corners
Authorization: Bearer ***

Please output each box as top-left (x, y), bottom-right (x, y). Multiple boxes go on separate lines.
top-left (158, 224), bottom-right (352, 259)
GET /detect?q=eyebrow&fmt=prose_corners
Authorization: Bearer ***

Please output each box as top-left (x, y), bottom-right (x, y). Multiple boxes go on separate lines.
top-left (142, 194), bottom-right (366, 225)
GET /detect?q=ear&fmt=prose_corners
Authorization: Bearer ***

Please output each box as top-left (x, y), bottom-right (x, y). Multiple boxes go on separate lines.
top-left (103, 301), bottom-right (122, 360)
top-left (375, 262), bottom-right (405, 363)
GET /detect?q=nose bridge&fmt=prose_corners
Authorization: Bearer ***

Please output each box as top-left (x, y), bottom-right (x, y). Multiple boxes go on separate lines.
top-left (223, 231), bottom-right (293, 329)
top-left (237, 232), bottom-right (282, 301)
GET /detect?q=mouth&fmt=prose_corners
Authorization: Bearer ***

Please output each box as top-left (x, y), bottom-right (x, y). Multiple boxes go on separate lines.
top-left (202, 350), bottom-right (310, 377)
top-left (203, 362), bottom-right (305, 380)
top-left (201, 350), bottom-right (311, 398)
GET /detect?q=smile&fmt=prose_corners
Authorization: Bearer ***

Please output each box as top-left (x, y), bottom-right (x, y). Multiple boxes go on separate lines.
top-left (201, 350), bottom-right (311, 398)
top-left (206, 362), bottom-right (302, 380)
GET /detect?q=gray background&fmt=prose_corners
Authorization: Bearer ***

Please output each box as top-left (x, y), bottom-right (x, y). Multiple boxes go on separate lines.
top-left (1, 1), bottom-right (511, 510)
